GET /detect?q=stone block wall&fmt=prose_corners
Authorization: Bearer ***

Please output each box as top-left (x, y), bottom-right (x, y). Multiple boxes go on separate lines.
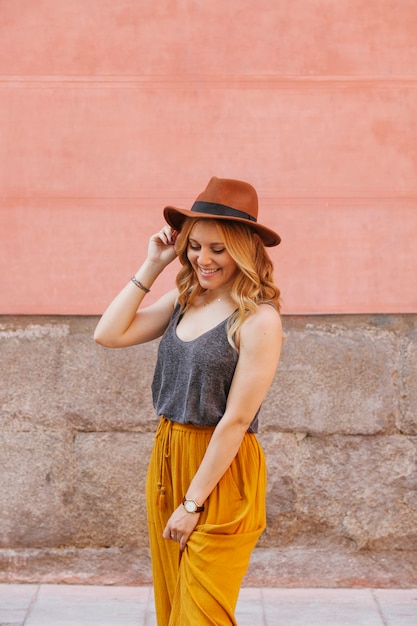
top-left (1, 315), bottom-right (416, 587)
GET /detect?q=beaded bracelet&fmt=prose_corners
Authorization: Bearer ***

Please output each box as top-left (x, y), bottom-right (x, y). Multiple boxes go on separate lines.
top-left (130, 276), bottom-right (151, 293)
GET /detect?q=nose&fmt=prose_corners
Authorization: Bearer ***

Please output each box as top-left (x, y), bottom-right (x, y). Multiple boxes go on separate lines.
top-left (197, 246), bottom-right (212, 266)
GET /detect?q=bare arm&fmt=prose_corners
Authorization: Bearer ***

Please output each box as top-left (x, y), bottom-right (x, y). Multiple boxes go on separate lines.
top-left (163, 303), bottom-right (283, 550)
top-left (94, 226), bottom-right (179, 347)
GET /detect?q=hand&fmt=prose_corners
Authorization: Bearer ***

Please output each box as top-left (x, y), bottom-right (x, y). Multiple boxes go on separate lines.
top-left (147, 226), bottom-right (179, 268)
top-left (162, 504), bottom-right (200, 551)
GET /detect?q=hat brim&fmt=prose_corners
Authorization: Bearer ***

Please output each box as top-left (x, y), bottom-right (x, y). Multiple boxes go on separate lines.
top-left (163, 206), bottom-right (281, 247)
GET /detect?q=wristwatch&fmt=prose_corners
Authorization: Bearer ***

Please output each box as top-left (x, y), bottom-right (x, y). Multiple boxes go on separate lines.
top-left (182, 496), bottom-right (205, 513)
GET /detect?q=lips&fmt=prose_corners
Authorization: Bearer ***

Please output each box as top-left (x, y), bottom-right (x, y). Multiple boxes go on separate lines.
top-left (198, 267), bottom-right (219, 275)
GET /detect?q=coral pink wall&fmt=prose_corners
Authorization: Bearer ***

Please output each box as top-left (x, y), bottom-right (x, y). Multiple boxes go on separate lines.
top-left (1, 1), bottom-right (417, 314)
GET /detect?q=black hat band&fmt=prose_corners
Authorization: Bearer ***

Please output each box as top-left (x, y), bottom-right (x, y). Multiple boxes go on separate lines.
top-left (191, 201), bottom-right (257, 223)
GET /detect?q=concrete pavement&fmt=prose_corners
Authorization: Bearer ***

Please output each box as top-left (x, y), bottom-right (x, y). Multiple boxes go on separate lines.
top-left (0, 584), bottom-right (416, 625)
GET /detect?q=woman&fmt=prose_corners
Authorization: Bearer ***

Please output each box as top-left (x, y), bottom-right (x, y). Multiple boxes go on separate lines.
top-left (94, 176), bottom-right (283, 625)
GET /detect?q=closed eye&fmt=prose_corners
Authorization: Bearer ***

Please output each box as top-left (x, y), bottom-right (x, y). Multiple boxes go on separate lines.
top-left (188, 242), bottom-right (225, 254)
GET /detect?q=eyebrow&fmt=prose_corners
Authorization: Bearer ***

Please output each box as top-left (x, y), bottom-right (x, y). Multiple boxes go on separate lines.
top-left (189, 237), bottom-right (225, 246)
top-left (188, 237), bottom-right (224, 248)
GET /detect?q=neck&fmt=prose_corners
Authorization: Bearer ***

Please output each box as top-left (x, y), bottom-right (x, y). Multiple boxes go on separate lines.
top-left (203, 290), bottom-right (232, 305)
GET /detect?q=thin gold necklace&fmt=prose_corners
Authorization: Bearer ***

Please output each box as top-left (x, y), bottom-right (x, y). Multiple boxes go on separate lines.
top-left (204, 293), bottom-right (227, 305)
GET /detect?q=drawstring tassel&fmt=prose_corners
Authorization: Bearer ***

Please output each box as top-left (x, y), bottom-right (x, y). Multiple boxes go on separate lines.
top-left (156, 418), bottom-right (173, 512)
top-left (156, 482), bottom-right (167, 511)
top-left (159, 487), bottom-right (166, 512)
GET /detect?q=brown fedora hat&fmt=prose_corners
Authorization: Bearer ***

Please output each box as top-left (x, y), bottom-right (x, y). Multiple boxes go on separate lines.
top-left (163, 176), bottom-right (281, 247)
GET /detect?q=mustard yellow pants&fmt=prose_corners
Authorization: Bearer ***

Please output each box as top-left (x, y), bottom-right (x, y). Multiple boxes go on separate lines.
top-left (146, 417), bottom-right (267, 626)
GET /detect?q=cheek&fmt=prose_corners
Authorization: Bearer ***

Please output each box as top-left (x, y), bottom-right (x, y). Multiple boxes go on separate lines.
top-left (186, 250), bottom-right (199, 268)
top-left (225, 258), bottom-right (238, 275)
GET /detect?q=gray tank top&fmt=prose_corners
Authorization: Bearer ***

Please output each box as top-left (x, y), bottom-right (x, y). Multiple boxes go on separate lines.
top-left (151, 304), bottom-right (260, 433)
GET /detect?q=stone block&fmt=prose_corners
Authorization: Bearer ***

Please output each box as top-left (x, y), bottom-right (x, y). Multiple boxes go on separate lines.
top-left (297, 435), bottom-right (417, 550)
top-left (263, 317), bottom-right (399, 435)
top-left (244, 547), bottom-right (417, 588)
top-left (72, 431), bottom-right (154, 548)
top-left (0, 547), bottom-right (152, 585)
top-left (0, 317), bottom-right (159, 432)
top-left (0, 430), bottom-right (74, 547)
top-left (0, 320), bottom-right (70, 428)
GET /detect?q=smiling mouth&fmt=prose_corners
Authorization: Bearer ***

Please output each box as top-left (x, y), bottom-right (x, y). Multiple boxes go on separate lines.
top-left (198, 267), bottom-right (219, 275)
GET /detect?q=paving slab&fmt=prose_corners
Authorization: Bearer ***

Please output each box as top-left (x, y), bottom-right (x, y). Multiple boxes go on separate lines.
top-left (373, 589), bottom-right (417, 626)
top-left (0, 584), bottom-right (38, 625)
top-left (0, 584), bottom-right (416, 626)
top-left (24, 585), bottom-right (152, 626)
top-left (262, 588), bottom-right (385, 626)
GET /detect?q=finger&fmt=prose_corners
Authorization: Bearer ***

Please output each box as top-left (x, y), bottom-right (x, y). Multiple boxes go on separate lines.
top-left (159, 227), bottom-right (176, 245)
top-left (179, 534), bottom-right (189, 552)
top-left (162, 525), bottom-right (172, 541)
top-left (163, 526), bottom-right (177, 542)
top-left (166, 226), bottom-right (179, 244)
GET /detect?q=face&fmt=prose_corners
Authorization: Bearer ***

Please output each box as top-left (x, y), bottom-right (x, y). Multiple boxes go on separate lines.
top-left (187, 221), bottom-right (239, 292)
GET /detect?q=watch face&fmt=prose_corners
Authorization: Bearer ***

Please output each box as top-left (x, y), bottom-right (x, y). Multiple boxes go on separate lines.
top-left (184, 500), bottom-right (197, 513)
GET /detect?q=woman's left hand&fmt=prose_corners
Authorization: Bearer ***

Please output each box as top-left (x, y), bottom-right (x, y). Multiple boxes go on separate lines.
top-left (162, 505), bottom-right (201, 551)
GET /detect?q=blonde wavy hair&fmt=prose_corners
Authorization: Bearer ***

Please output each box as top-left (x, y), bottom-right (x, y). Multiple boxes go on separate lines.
top-left (175, 218), bottom-right (281, 349)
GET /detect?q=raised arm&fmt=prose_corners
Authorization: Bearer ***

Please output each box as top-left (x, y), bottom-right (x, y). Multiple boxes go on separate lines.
top-left (94, 226), bottom-right (179, 348)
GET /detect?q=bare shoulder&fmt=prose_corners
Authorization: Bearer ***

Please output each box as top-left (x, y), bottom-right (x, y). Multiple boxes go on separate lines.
top-left (242, 303), bottom-right (282, 335)
top-left (239, 303), bottom-right (282, 353)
